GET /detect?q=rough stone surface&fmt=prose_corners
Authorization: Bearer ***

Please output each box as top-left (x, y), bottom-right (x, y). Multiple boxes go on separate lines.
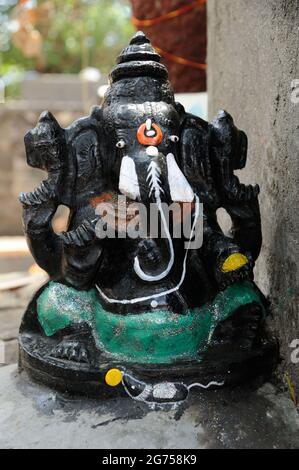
top-left (0, 256), bottom-right (47, 367)
top-left (0, 103), bottom-right (81, 235)
top-left (0, 365), bottom-right (298, 449)
top-left (208, 0), bottom-right (299, 397)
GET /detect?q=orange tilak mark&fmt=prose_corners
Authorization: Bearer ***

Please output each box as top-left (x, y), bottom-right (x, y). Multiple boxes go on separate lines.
top-left (137, 123), bottom-right (163, 146)
top-left (132, 0), bottom-right (206, 27)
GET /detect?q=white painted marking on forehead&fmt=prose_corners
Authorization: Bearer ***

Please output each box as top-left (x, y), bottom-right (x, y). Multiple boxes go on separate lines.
top-left (146, 146), bottom-right (159, 157)
top-left (146, 118), bottom-right (152, 131)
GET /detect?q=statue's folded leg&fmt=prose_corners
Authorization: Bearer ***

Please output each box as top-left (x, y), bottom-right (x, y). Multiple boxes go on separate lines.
top-left (33, 278), bottom-right (268, 366)
top-left (188, 214), bottom-right (269, 357)
top-left (32, 216), bottom-right (103, 362)
top-left (35, 281), bottom-right (98, 363)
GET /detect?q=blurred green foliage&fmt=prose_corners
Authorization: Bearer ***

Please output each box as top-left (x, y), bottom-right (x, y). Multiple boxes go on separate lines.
top-left (0, 0), bottom-right (134, 78)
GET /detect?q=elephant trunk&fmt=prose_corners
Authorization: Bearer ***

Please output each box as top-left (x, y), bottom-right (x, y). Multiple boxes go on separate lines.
top-left (119, 150), bottom-right (195, 283)
top-left (134, 160), bottom-right (175, 282)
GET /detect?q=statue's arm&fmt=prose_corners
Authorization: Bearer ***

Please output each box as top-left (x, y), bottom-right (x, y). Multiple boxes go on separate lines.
top-left (58, 107), bottom-right (105, 290)
top-left (179, 111), bottom-right (255, 289)
top-left (20, 198), bottom-right (63, 279)
top-left (59, 209), bottom-right (104, 290)
top-left (20, 111), bottom-right (70, 279)
top-left (20, 107), bottom-right (104, 286)
top-left (209, 110), bottom-right (262, 261)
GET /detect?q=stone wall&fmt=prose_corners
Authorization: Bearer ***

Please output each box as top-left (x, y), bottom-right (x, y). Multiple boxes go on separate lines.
top-left (0, 102), bottom-right (81, 235)
top-left (208, 0), bottom-right (299, 396)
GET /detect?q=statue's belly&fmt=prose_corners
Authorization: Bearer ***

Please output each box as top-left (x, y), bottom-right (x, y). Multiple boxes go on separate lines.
top-left (95, 238), bottom-right (189, 314)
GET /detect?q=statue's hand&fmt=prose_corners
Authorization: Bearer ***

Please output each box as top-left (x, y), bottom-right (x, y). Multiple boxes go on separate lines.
top-left (20, 189), bottom-right (58, 234)
top-left (60, 216), bottom-right (103, 290)
top-left (215, 252), bottom-right (253, 290)
top-left (220, 158), bottom-right (260, 203)
top-left (60, 217), bottom-right (101, 248)
top-left (19, 178), bottom-right (57, 207)
top-left (135, 239), bottom-right (162, 269)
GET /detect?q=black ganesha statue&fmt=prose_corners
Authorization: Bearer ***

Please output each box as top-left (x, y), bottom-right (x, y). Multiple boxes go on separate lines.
top-left (18, 32), bottom-right (277, 403)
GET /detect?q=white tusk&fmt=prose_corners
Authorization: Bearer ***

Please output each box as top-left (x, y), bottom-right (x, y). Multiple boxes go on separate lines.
top-left (118, 156), bottom-right (140, 201)
top-left (166, 153), bottom-right (194, 202)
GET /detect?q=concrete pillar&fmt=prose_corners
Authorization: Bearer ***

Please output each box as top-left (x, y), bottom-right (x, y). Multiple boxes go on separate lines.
top-left (208, 0), bottom-right (299, 395)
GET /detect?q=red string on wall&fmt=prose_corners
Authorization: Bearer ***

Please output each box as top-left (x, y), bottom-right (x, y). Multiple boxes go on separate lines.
top-left (131, 0), bottom-right (207, 88)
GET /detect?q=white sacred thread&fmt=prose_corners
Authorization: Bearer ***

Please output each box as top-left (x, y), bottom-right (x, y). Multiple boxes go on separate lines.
top-left (187, 381), bottom-right (225, 390)
top-left (95, 194), bottom-right (201, 304)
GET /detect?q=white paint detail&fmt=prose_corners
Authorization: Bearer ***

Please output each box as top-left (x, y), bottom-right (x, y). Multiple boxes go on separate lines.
top-left (146, 118), bottom-right (152, 131)
top-left (136, 385), bottom-right (152, 402)
top-left (121, 372), bottom-right (225, 406)
top-left (134, 160), bottom-right (174, 282)
top-left (95, 194), bottom-right (201, 304)
top-left (167, 153), bottom-right (194, 202)
top-left (146, 130), bottom-right (156, 137)
top-left (146, 146), bottom-right (159, 157)
top-left (152, 382), bottom-right (177, 399)
top-left (151, 300), bottom-right (158, 308)
top-left (116, 139), bottom-right (125, 149)
top-left (187, 381), bottom-right (225, 390)
top-left (118, 155), bottom-right (140, 201)
top-left (146, 160), bottom-right (164, 198)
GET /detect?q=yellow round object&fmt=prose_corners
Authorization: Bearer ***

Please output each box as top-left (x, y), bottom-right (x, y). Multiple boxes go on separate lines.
top-left (221, 253), bottom-right (248, 273)
top-left (105, 368), bottom-right (123, 387)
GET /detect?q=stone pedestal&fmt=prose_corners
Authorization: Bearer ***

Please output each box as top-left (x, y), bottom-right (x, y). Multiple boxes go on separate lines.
top-left (0, 365), bottom-right (298, 449)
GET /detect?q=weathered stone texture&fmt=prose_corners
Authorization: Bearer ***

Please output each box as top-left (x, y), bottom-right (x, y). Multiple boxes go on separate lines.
top-left (0, 365), bottom-right (299, 449)
top-left (208, 0), bottom-right (299, 395)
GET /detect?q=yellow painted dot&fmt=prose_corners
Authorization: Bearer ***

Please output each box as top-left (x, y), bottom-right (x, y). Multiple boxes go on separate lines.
top-left (221, 253), bottom-right (248, 273)
top-left (105, 368), bottom-right (123, 387)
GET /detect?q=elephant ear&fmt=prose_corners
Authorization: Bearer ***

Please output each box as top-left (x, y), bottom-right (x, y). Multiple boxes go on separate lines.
top-left (65, 106), bottom-right (105, 206)
top-left (179, 112), bottom-right (218, 209)
top-left (210, 109), bottom-right (259, 204)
